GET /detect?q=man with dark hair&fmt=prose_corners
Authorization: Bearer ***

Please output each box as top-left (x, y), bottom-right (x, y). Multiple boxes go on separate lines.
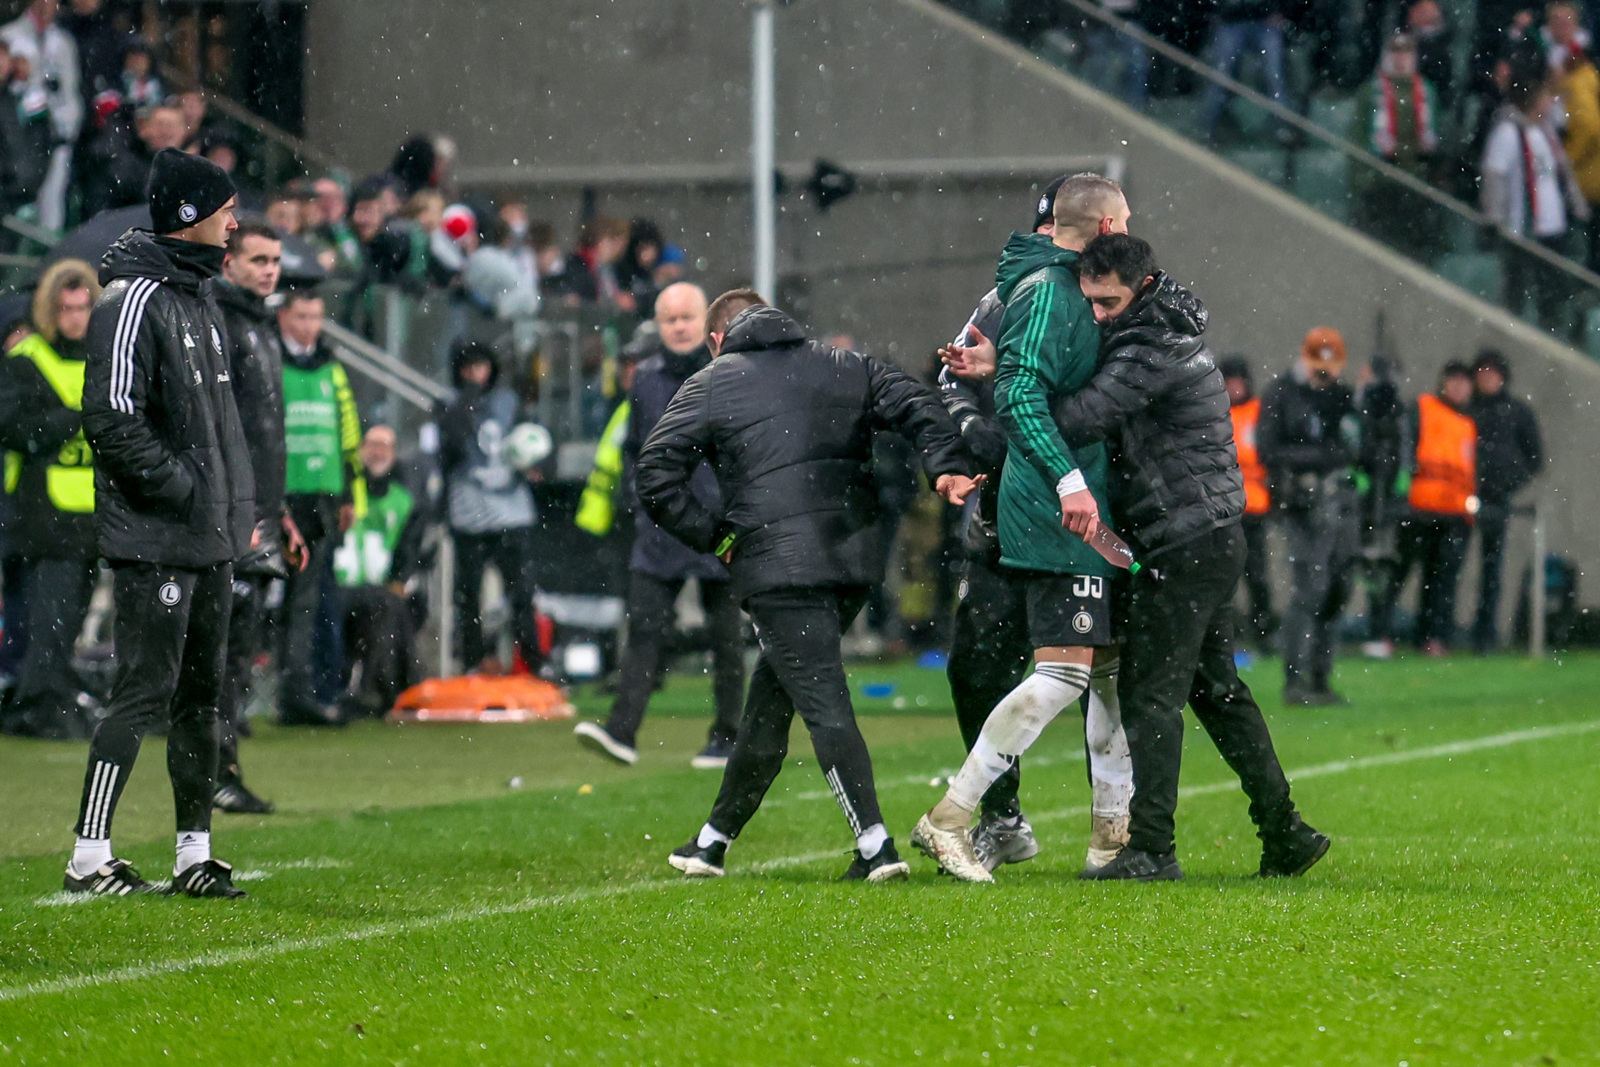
top-left (931, 173), bottom-right (1127, 875)
top-left (638, 293), bottom-right (979, 882)
top-left (1219, 355), bottom-right (1277, 645)
top-left (703, 288), bottom-right (764, 340)
top-left (1052, 233), bottom-right (1327, 882)
top-left (68, 148), bottom-right (253, 897)
top-left (1468, 350), bottom-right (1542, 652)
top-left (213, 220), bottom-right (304, 808)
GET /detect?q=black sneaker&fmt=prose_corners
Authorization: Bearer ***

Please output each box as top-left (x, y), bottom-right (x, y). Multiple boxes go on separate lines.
top-left (690, 736), bottom-right (734, 770)
top-left (1076, 848), bottom-right (1184, 882)
top-left (667, 836), bottom-right (726, 878)
top-left (172, 859), bottom-right (248, 899)
top-left (971, 811), bottom-right (1040, 872)
top-left (63, 858), bottom-right (159, 896)
top-left (574, 721), bottom-right (638, 765)
top-left (1259, 814), bottom-right (1331, 878)
top-left (840, 838), bottom-right (910, 883)
top-left (214, 780), bottom-right (276, 814)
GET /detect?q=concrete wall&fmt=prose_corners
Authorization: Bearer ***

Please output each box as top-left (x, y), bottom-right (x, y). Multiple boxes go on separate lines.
top-left (304, 0), bottom-right (1600, 601)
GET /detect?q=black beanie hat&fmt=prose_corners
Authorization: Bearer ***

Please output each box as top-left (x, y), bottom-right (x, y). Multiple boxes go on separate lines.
top-left (1030, 172), bottom-right (1072, 231)
top-left (147, 148), bottom-right (236, 234)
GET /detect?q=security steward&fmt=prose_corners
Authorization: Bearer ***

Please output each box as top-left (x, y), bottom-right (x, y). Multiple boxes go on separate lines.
top-left (0, 259), bottom-right (100, 739)
top-left (638, 290), bottom-right (979, 883)
top-left (67, 148), bottom-right (254, 898)
top-left (1220, 356), bottom-right (1277, 645)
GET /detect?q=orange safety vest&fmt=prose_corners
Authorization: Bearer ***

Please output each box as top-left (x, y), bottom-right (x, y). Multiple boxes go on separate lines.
top-left (1408, 393), bottom-right (1476, 515)
top-left (1230, 397), bottom-right (1270, 516)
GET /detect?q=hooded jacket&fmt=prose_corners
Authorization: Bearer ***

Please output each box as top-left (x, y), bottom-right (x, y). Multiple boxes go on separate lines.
top-left (1052, 273), bottom-right (1245, 557)
top-left (214, 279), bottom-right (286, 525)
top-left (636, 305), bottom-right (970, 599)
top-left (437, 348), bottom-right (535, 534)
top-left (81, 229), bottom-right (255, 568)
top-left (1257, 361), bottom-right (1359, 510)
top-left (623, 340), bottom-right (726, 581)
top-left (991, 232), bottom-right (1114, 577)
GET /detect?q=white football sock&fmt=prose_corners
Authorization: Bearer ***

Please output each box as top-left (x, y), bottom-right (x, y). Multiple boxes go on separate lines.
top-left (697, 823), bottom-right (731, 849)
top-left (944, 661), bottom-right (1092, 814)
top-left (856, 823), bottom-right (888, 860)
top-left (1085, 658), bottom-right (1133, 819)
top-left (71, 837), bottom-right (113, 878)
top-left (175, 831), bottom-right (211, 875)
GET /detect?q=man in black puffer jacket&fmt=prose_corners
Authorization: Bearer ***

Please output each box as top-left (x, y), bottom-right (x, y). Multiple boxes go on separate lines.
top-left (638, 290), bottom-right (979, 883)
top-left (1049, 234), bottom-right (1328, 882)
top-left (67, 149), bottom-right (254, 899)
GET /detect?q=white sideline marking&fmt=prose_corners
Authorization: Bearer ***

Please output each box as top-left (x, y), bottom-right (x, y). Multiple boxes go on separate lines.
top-left (5, 720), bottom-right (1595, 1003)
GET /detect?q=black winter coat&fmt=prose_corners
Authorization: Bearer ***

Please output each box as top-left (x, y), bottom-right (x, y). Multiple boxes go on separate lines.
top-left (637, 306), bottom-right (971, 598)
top-left (214, 279), bottom-right (286, 525)
top-left (1469, 390), bottom-right (1543, 502)
top-left (1257, 368), bottom-right (1358, 509)
top-left (0, 335), bottom-right (96, 559)
top-left (82, 230), bottom-right (255, 568)
top-left (1052, 273), bottom-right (1244, 557)
top-left (623, 342), bottom-right (726, 581)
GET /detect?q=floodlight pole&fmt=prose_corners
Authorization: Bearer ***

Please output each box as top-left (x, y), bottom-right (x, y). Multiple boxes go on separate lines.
top-left (751, 0), bottom-right (776, 300)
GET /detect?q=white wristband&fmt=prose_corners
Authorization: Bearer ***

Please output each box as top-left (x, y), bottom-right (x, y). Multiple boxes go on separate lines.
top-left (1056, 470), bottom-right (1087, 498)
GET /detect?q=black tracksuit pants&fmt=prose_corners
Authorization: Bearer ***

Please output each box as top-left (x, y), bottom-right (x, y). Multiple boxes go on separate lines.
top-left (708, 585), bottom-right (881, 841)
top-left (8, 556), bottom-right (95, 737)
top-left (453, 527), bottom-right (543, 672)
top-left (1393, 514), bottom-right (1471, 646)
top-left (604, 571), bottom-right (744, 748)
top-left (219, 574), bottom-right (266, 784)
top-left (280, 522), bottom-right (338, 723)
top-left (75, 562), bottom-right (232, 840)
top-left (946, 558), bottom-right (1031, 818)
top-left (343, 584), bottom-right (419, 716)
top-left (1119, 525), bottom-right (1297, 857)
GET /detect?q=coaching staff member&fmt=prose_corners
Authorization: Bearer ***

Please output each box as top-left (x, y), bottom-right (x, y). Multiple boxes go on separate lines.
top-left (1049, 234), bottom-right (1330, 881)
top-left (65, 148), bottom-right (254, 898)
top-left (638, 290), bottom-right (979, 883)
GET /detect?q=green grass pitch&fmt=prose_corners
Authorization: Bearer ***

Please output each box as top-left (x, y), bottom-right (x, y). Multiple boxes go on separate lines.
top-left (2, 652), bottom-right (1598, 1064)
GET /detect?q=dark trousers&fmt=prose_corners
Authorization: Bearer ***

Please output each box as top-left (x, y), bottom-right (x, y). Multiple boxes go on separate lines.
top-left (946, 558), bottom-right (1031, 818)
top-left (7, 557), bottom-right (95, 737)
top-left (343, 584), bottom-right (419, 716)
top-left (0, 554), bottom-right (30, 678)
top-left (605, 571), bottom-right (744, 748)
top-left (453, 527), bottom-right (543, 671)
top-left (708, 585), bottom-right (881, 841)
top-left (75, 562), bottom-right (232, 839)
top-left (1394, 514), bottom-right (1471, 646)
top-left (1280, 491), bottom-right (1357, 690)
top-left (1239, 514), bottom-right (1276, 641)
top-left (1119, 526), bottom-right (1297, 857)
top-left (1471, 501), bottom-right (1512, 651)
top-left (219, 575), bottom-right (266, 783)
top-left (279, 527), bottom-right (337, 723)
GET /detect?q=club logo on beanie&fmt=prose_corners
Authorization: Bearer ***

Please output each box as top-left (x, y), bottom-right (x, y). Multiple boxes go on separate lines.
top-left (147, 147), bottom-right (236, 235)
top-left (178, 203), bottom-right (198, 224)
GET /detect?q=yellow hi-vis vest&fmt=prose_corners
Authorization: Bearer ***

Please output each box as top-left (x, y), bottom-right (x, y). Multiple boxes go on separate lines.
top-left (4, 334), bottom-right (94, 513)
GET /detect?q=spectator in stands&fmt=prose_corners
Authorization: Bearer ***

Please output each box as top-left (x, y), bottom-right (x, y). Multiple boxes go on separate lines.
top-left (1081, 0), bottom-right (1152, 111)
top-left (1407, 1), bottom-right (1454, 99)
top-left (402, 190), bottom-right (464, 287)
top-left (439, 340), bottom-right (544, 674)
top-left (119, 41), bottom-right (159, 108)
top-left (1481, 47), bottom-right (1588, 331)
top-left (1352, 32), bottom-right (1444, 260)
top-left (615, 218), bottom-right (669, 315)
top-left (173, 87), bottom-right (211, 151)
top-left (336, 425), bottom-right (425, 717)
top-left (1198, 0), bottom-right (1289, 144)
top-left (1547, 2), bottom-right (1600, 267)
top-left (1258, 327), bottom-right (1361, 705)
top-left (1389, 362), bottom-right (1478, 656)
top-left (1221, 356), bottom-right (1277, 646)
top-left (200, 133), bottom-right (238, 179)
top-left (499, 201), bottom-right (540, 294)
top-left (2, 0), bottom-right (82, 231)
top-left (0, 38), bottom-right (53, 220)
top-left (314, 175), bottom-right (364, 278)
top-left (264, 190), bottom-right (302, 236)
top-left (277, 289), bottom-right (361, 725)
top-left (578, 216), bottom-right (634, 310)
top-left (462, 210), bottom-right (541, 324)
top-left (80, 101), bottom-right (182, 216)
top-left (1468, 350), bottom-right (1542, 652)
top-left (0, 259), bottom-right (99, 739)
top-left (58, 0), bottom-right (119, 107)
top-left (533, 222), bottom-right (595, 306)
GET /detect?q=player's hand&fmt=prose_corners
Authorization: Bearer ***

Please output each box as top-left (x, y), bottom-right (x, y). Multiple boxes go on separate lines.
top-left (1059, 488), bottom-right (1101, 540)
top-left (938, 326), bottom-right (998, 381)
top-left (282, 513), bottom-right (309, 572)
top-left (936, 473), bottom-right (986, 506)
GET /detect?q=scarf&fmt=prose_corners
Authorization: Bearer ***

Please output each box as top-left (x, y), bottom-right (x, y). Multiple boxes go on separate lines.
top-left (1371, 73), bottom-right (1437, 158)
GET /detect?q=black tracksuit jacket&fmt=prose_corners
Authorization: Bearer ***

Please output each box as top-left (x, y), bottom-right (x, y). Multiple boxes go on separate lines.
top-left (214, 279), bottom-right (287, 526)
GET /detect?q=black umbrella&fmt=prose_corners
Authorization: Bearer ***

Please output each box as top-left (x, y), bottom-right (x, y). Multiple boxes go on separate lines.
top-left (0, 292), bottom-right (30, 332)
top-left (42, 205), bottom-right (150, 272)
top-left (277, 232), bottom-right (328, 286)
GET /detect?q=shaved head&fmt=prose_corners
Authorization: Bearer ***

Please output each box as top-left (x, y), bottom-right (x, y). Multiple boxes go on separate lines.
top-left (654, 281), bottom-right (708, 355)
top-left (1052, 173), bottom-right (1130, 246)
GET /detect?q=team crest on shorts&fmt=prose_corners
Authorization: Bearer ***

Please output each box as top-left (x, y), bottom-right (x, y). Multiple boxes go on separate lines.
top-left (1072, 610), bottom-right (1093, 634)
top-left (159, 582), bottom-right (182, 606)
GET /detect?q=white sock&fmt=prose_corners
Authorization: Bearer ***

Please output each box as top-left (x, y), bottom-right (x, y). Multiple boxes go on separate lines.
top-left (697, 823), bottom-right (731, 849)
top-left (856, 823), bottom-right (888, 859)
top-left (175, 831), bottom-right (211, 875)
top-left (71, 837), bottom-right (112, 878)
top-left (945, 661), bottom-right (1092, 812)
top-left (1085, 658), bottom-right (1133, 818)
